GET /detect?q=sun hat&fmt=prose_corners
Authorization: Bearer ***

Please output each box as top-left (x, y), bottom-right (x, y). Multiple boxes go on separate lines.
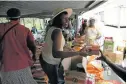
top-left (7, 8), bottom-right (21, 19)
top-left (52, 8), bottom-right (73, 20)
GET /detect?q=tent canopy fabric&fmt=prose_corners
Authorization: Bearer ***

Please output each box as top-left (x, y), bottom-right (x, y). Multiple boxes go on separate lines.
top-left (0, 1), bottom-right (106, 18)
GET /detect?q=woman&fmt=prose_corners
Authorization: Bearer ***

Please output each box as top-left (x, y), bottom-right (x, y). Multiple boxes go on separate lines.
top-left (62, 21), bottom-right (74, 41)
top-left (82, 18), bottom-right (102, 73)
top-left (85, 18), bottom-right (101, 45)
top-left (79, 19), bottom-right (87, 36)
top-left (0, 8), bottom-right (37, 84)
top-left (39, 8), bottom-right (95, 84)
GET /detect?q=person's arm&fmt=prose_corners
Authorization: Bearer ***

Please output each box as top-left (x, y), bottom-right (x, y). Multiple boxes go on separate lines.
top-left (27, 29), bottom-right (36, 61)
top-left (96, 27), bottom-right (102, 39)
top-left (52, 29), bottom-right (88, 59)
top-left (99, 50), bottom-right (126, 81)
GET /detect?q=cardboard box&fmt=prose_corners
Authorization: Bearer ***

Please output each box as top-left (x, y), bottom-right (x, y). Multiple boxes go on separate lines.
top-left (103, 41), bottom-right (114, 52)
top-left (103, 51), bottom-right (123, 64)
top-left (65, 71), bottom-right (86, 84)
top-left (115, 52), bottom-right (123, 64)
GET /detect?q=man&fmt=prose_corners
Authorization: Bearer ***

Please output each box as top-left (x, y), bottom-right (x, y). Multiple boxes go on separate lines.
top-left (31, 26), bottom-right (38, 34)
top-left (0, 8), bottom-right (37, 84)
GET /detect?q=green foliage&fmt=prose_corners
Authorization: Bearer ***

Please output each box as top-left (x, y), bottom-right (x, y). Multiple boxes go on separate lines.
top-left (0, 17), bottom-right (45, 30)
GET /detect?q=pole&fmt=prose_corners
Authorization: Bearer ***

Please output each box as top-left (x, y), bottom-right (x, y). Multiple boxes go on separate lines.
top-left (75, 14), bottom-right (79, 37)
top-left (39, 19), bottom-right (42, 30)
top-left (118, 6), bottom-right (122, 29)
top-left (33, 18), bottom-right (36, 27)
top-left (23, 18), bottom-right (25, 26)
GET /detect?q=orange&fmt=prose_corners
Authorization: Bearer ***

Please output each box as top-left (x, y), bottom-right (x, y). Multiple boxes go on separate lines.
top-left (73, 46), bottom-right (82, 51)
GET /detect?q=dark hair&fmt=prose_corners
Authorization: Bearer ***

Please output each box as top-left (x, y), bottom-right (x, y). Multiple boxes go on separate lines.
top-left (52, 11), bottom-right (68, 28)
top-left (84, 19), bottom-right (87, 22)
top-left (7, 8), bottom-right (20, 20)
top-left (79, 19), bottom-right (87, 35)
top-left (82, 21), bottom-right (87, 29)
top-left (89, 18), bottom-right (95, 27)
top-left (9, 18), bottom-right (19, 20)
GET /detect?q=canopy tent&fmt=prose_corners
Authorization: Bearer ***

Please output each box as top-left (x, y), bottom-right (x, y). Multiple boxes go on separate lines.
top-left (0, 0), bottom-right (107, 18)
top-left (0, 0), bottom-right (107, 42)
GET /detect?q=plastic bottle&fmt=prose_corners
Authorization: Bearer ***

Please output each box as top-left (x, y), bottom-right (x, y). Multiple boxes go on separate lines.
top-left (106, 67), bottom-right (111, 76)
top-left (86, 74), bottom-right (90, 84)
top-left (91, 74), bottom-right (95, 84)
top-left (89, 74), bottom-right (92, 84)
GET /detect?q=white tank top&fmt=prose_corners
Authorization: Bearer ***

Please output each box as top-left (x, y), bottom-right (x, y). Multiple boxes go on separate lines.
top-left (42, 26), bottom-right (65, 65)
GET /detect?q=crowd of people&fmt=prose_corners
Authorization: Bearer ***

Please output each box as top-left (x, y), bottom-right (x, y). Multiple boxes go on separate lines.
top-left (0, 8), bottom-right (126, 84)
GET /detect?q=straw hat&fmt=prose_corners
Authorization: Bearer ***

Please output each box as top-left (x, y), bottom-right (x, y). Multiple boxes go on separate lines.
top-left (52, 8), bottom-right (73, 20)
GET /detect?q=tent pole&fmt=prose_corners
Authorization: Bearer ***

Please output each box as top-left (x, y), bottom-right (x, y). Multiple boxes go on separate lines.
top-left (33, 18), bottom-right (35, 27)
top-left (23, 18), bottom-right (25, 26)
top-left (39, 19), bottom-right (42, 30)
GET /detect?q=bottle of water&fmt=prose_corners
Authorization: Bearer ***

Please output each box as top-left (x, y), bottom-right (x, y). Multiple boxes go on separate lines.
top-left (106, 67), bottom-right (111, 76)
top-left (85, 73), bottom-right (90, 84)
top-left (91, 74), bottom-right (95, 84)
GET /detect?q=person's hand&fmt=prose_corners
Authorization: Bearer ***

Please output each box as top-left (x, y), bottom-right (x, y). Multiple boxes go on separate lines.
top-left (79, 46), bottom-right (100, 56)
top-left (96, 50), bottom-right (106, 61)
top-left (64, 45), bottom-right (74, 52)
top-left (79, 47), bottom-right (92, 56)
